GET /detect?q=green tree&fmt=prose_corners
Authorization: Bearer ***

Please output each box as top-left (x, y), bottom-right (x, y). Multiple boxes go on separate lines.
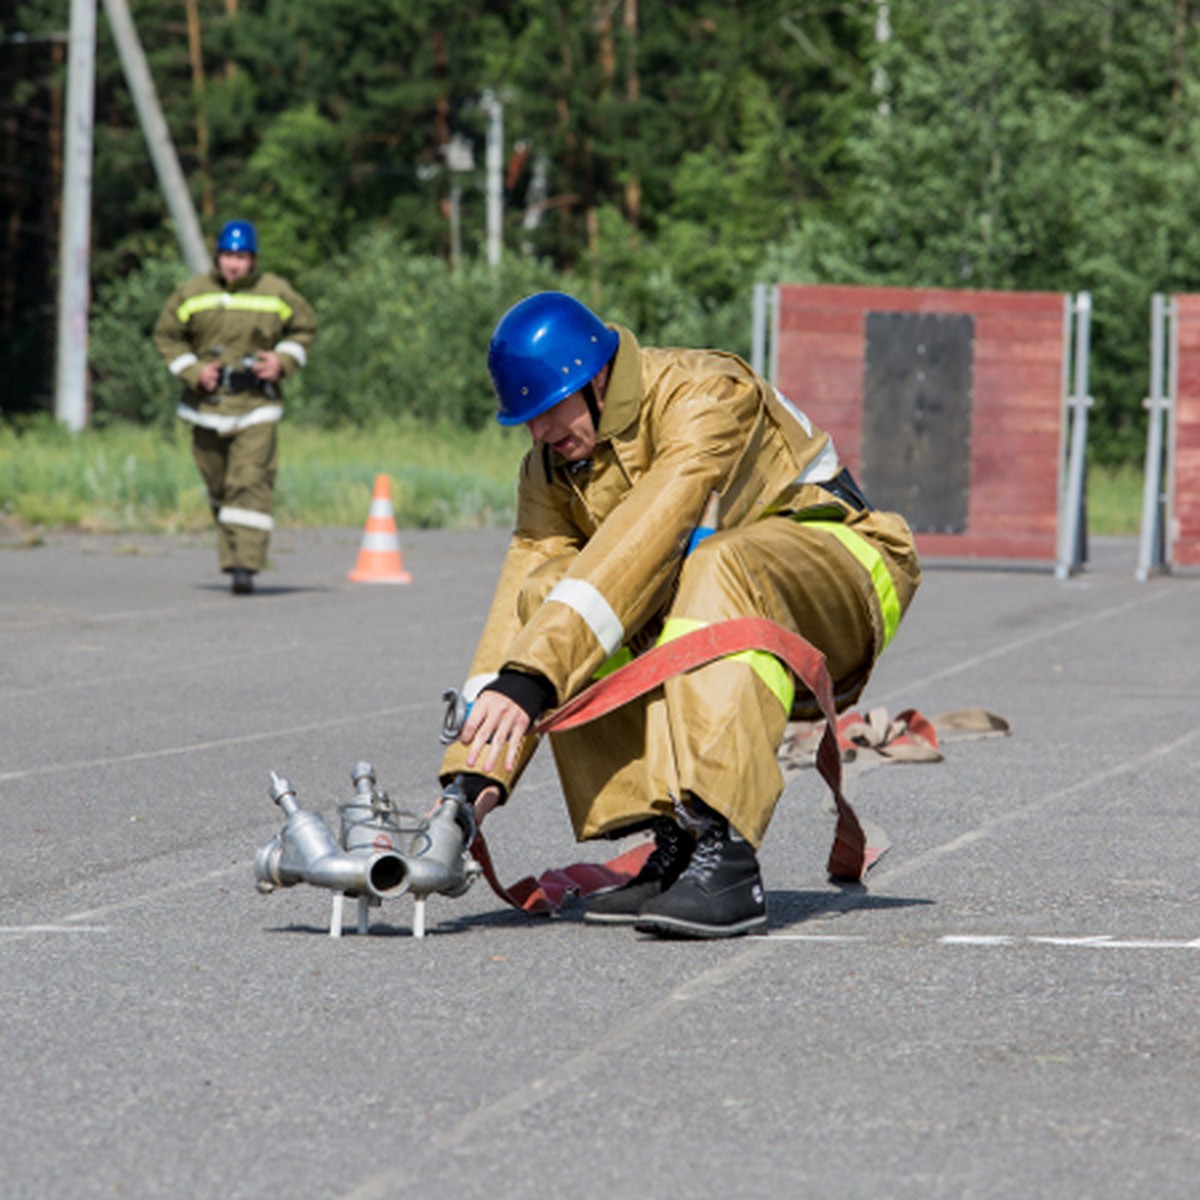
top-left (771, 0), bottom-right (1200, 463)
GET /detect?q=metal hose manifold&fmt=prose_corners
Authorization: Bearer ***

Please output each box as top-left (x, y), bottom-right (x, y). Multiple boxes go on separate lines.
top-left (254, 771), bottom-right (406, 900)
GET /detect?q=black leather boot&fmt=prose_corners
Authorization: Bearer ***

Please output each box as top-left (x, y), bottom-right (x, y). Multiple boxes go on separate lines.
top-left (584, 817), bottom-right (696, 925)
top-left (635, 805), bottom-right (766, 938)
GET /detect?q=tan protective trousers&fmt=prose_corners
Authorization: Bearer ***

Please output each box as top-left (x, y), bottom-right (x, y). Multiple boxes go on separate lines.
top-left (545, 514), bottom-right (918, 848)
top-left (191, 422), bottom-right (278, 573)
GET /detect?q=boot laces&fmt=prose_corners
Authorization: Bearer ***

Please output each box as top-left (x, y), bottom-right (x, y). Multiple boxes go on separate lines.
top-left (678, 826), bottom-right (726, 883)
top-left (645, 816), bottom-right (689, 874)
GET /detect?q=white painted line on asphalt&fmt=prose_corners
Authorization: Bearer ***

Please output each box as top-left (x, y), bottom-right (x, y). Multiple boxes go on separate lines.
top-left (751, 933), bottom-right (867, 942)
top-left (762, 933), bottom-right (1200, 950)
top-left (1029, 935), bottom-right (1200, 949)
top-left (0, 925), bottom-right (109, 934)
top-left (1029, 934), bottom-right (1119, 946)
top-left (941, 934), bottom-right (1015, 945)
top-left (0, 701), bottom-right (428, 783)
top-left (2, 638), bottom-right (304, 698)
top-left (874, 587), bottom-right (1177, 705)
top-left (0, 864), bottom-right (245, 947)
top-left (942, 934), bottom-right (1200, 950)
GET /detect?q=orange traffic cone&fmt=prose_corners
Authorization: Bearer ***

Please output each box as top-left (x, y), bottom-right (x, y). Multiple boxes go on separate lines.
top-left (348, 475), bottom-right (412, 584)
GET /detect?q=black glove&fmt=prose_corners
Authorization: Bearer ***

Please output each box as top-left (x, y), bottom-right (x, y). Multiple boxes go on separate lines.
top-left (449, 772), bottom-right (508, 807)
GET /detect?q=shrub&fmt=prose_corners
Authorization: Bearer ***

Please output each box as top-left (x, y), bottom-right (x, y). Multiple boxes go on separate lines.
top-left (87, 233), bottom-right (759, 432)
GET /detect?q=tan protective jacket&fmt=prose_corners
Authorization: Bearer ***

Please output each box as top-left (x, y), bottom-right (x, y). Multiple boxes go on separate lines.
top-left (153, 266), bottom-right (316, 430)
top-left (441, 327), bottom-right (920, 834)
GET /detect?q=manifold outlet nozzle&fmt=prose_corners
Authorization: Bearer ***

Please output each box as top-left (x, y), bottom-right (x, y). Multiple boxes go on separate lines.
top-left (389, 786), bottom-right (481, 899)
top-left (253, 772), bottom-right (406, 899)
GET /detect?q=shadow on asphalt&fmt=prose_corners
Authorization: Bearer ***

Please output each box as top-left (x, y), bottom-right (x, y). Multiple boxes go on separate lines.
top-left (194, 583), bottom-right (339, 597)
top-left (260, 889), bottom-right (934, 940)
top-left (767, 887), bottom-right (934, 927)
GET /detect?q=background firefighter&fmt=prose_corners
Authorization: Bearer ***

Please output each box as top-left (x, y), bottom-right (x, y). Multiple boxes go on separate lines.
top-left (153, 219), bottom-right (317, 595)
top-left (440, 290), bottom-right (921, 938)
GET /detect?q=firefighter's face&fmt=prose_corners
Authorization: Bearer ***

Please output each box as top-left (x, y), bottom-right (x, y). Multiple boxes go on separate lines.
top-left (217, 251), bottom-right (255, 282)
top-left (527, 392), bottom-right (596, 461)
top-left (526, 364), bottom-right (609, 462)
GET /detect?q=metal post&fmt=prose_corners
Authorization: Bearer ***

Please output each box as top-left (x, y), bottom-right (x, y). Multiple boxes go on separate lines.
top-left (448, 178), bottom-right (462, 270)
top-left (1136, 294), bottom-right (1173, 580)
top-left (54, 0), bottom-right (97, 432)
top-left (1056, 291), bottom-right (1092, 580)
top-left (751, 282), bottom-right (768, 376)
top-left (442, 134), bottom-right (473, 271)
top-left (102, 0), bottom-right (208, 273)
top-left (481, 90), bottom-right (503, 267)
top-left (767, 285), bottom-right (781, 385)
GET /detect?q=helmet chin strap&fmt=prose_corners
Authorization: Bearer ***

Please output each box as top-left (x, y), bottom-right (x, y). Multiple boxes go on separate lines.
top-left (583, 352), bottom-right (615, 431)
top-left (582, 380), bottom-right (601, 431)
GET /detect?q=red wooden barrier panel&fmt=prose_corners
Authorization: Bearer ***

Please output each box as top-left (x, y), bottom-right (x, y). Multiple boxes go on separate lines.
top-left (1170, 295), bottom-right (1200, 566)
top-left (772, 284), bottom-right (1073, 563)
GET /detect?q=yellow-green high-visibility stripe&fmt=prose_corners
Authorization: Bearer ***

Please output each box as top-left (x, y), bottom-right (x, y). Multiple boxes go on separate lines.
top-left (657, 618), bottom-right (795, 715)
top-left (177, 292), bottom-right (294, 322)
top-left (592, 645), bottom-right (634, 680)
top-left (804, 520), bottom-right (902, 649)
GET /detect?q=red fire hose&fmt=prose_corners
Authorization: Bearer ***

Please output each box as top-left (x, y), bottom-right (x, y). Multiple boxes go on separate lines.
top-left (471, 618), bottom-right (885, 915)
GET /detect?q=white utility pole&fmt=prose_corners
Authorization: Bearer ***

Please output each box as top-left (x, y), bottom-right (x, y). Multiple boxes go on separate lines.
top-left (481, 89), bottom-right (503, 267)
top-left (53, 0), bottom-right (97, 432)
top-left (873, 0), bottom-right (891, 114)
top-left (53, 0), bottom-right (209, 431)
top-left (102, 0), bottom-right (208, 272)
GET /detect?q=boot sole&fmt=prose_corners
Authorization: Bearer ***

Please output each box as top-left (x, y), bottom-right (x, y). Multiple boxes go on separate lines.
top-left (582, 909), bottom-right (643, 926)
top-left (634, 911), bottom-right (767, 939)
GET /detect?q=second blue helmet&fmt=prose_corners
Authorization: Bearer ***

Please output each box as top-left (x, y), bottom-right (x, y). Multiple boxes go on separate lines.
top-left (216, 219), bottom-right (258, 254)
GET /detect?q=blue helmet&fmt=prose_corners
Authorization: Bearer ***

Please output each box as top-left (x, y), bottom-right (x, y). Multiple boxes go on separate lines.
top-left (216, 219), bottom-right (258, 254)
top-left (487, 291), bottom-right (619, 426)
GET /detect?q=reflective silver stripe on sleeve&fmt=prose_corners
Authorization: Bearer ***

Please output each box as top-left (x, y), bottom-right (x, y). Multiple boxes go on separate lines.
top-left (546, 579), bottom-right (624, 656)
top-left (794, 439), bottom-right (841, 485)
top-left (217, 506), bottom-right (274, 532)
top-left (169, 352), bottom-right (199, 376)
top-left (774, 387), bottom-right (813, 434)
top-left (462, 673), bottom-right (499, 702)
top-left (772, 388), bottom-right (841, 484)
top-left (274, 340), bottom-right (307, 367)
top-left (176, 403), bottom-right (284, 433)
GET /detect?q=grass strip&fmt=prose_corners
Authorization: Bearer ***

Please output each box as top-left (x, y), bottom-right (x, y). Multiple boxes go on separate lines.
top-left (1, 416), bottom-right (1144, 537)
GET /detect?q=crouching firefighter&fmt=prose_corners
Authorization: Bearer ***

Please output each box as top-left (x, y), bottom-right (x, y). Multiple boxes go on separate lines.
top-left (153, 219), bottom-right (317, 595)
top-left (440, 291), bottom-right (921, 938)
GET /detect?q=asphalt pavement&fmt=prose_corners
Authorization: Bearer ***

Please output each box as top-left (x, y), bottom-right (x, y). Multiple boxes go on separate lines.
top-left (1, 525), bottom-right (1197, 1199)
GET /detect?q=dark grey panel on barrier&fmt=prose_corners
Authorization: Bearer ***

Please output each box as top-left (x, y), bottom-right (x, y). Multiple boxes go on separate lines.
top-left (862, 311), bottom-right (975, 533)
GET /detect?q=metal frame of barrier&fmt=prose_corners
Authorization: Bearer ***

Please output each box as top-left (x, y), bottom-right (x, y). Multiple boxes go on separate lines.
top-left (1135, 293), bottom-right (1200, 580)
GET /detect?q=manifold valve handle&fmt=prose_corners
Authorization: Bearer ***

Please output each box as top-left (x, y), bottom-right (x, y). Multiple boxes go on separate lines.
top-left (440, 687), bottom-right (470, 745)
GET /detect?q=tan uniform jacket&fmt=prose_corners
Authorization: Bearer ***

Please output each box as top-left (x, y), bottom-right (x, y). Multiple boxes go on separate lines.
top-left (153, 266), bottom-right (316, 427)
top-left (440, 327), bottom-right (920, 828)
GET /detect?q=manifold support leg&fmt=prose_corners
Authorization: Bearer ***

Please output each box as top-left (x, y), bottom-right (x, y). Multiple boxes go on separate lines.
top-left (329, 891), bottom-right (345, 938)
